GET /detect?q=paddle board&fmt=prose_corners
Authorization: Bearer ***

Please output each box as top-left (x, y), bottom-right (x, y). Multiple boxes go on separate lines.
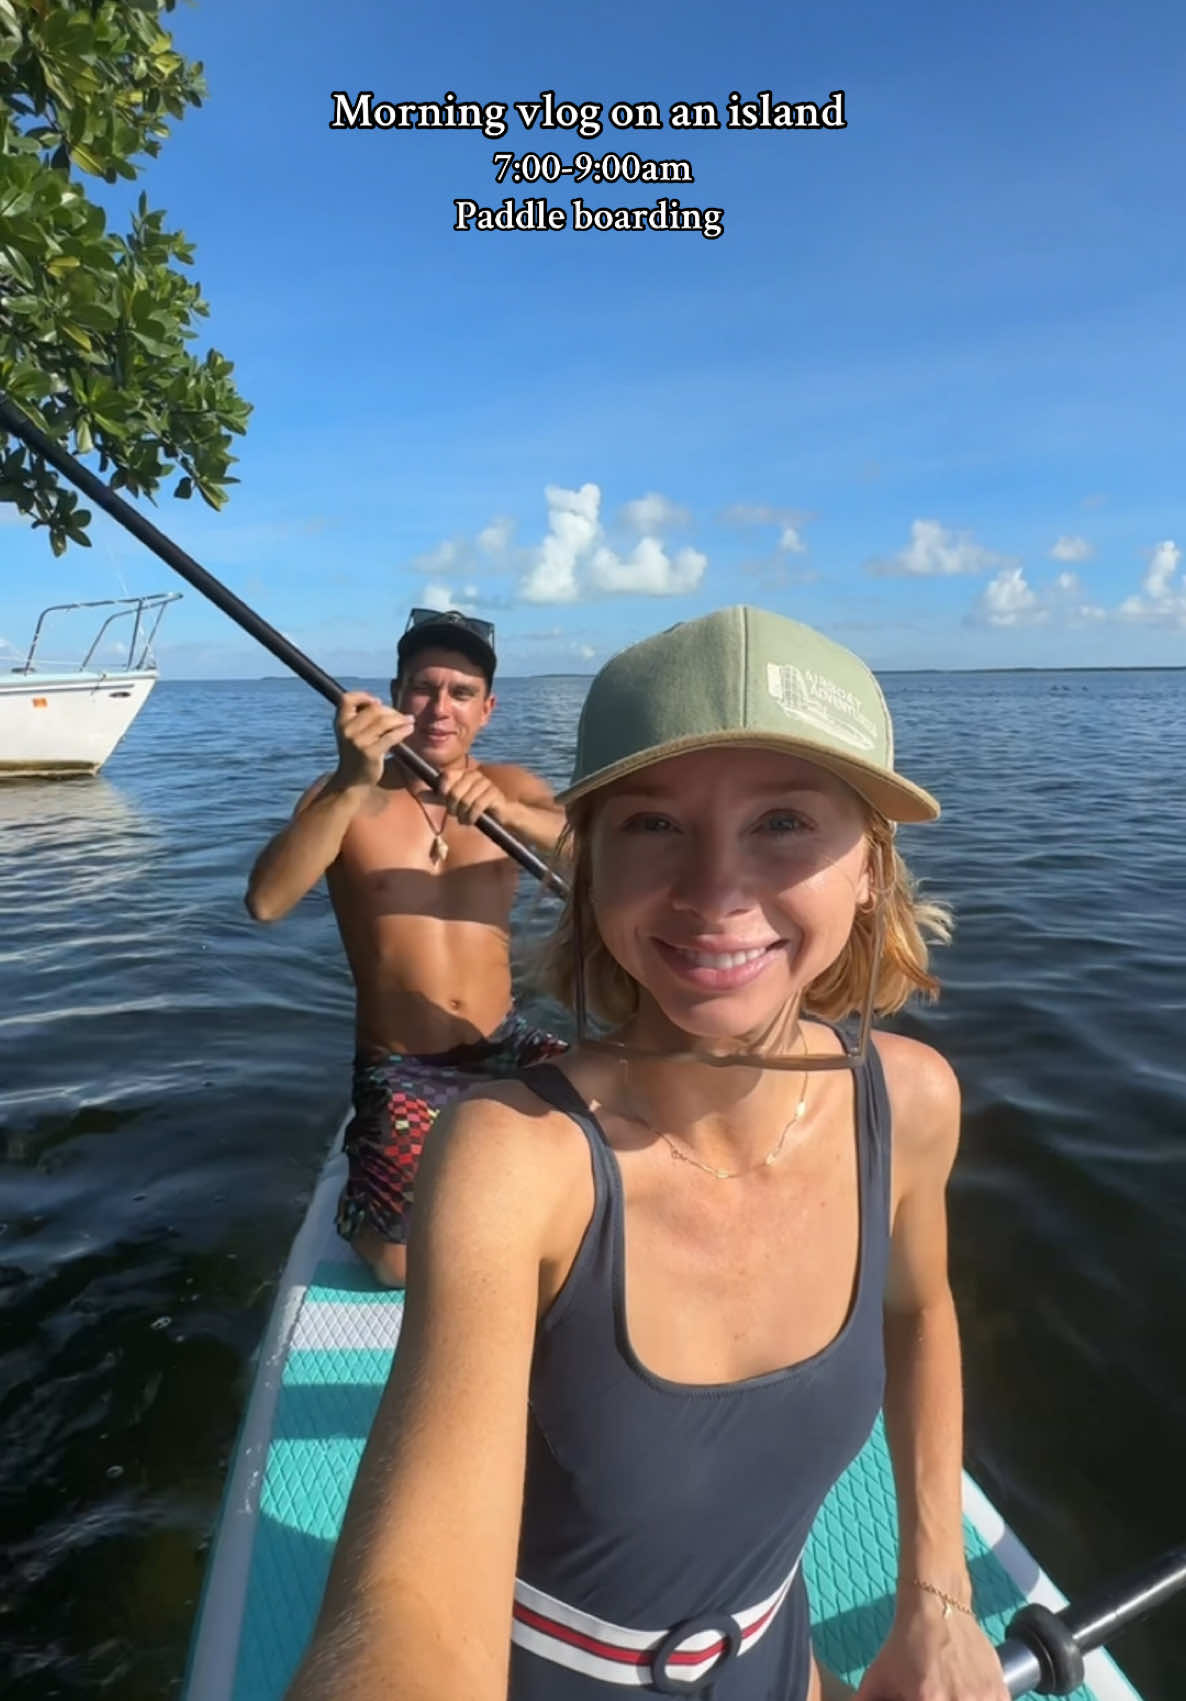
top-left (183, 1122), bottom-right (1145, 1700)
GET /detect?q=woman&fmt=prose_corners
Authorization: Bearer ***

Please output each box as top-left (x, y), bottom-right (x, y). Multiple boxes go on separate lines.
top-left (287, 606), bottom-right (1008, 1701)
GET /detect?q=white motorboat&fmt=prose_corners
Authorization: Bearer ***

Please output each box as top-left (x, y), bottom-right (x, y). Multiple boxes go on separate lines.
top-left (0, 592), bottom-right (180, 778)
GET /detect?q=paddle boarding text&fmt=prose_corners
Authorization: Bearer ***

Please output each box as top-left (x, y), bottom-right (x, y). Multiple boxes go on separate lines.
top-left (328, 88), bottom-right (847, 241)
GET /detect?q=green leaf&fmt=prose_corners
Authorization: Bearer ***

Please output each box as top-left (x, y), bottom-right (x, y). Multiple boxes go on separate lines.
top-left (0, 0), bottom-right (249, 552)
top-left (68, 142), bottom-right (103, 175)
top-left (60, 322), bottom-right (94, 351)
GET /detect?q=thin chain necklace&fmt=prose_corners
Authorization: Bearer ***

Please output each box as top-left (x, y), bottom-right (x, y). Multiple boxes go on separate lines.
top-left (623, 1034), bottom-right (810, 1180)
top-left (407, 758), bottom-right (469, 867)
top-left (659, 1078), bottom-right (808, 1180)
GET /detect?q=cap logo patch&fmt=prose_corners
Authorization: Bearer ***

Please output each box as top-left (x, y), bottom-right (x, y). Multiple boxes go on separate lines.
top-left (766, 663), bottom-right (879, 753)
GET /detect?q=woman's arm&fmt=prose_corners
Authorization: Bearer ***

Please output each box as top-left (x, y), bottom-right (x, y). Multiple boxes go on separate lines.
top-left (284, 1088), bottom-right (568, 1701)
top-left (854, 1034), bottom-right (1006, 1701)
top-left (880, 1035), bottom-right (969, 1606)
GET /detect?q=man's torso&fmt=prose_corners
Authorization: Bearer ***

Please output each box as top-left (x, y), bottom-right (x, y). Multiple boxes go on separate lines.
top-left (328, 769), bottom-right (522, 1056)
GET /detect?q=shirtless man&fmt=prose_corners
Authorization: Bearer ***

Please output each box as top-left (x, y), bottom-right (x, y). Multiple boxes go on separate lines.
top-left (245, 608), bottom-right (566, 1287)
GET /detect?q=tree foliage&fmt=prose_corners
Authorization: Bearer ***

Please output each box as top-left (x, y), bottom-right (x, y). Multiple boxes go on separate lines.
top-left (0, 0), bottom-right (249, 554)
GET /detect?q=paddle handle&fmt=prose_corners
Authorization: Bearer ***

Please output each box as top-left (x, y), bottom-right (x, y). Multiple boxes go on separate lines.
top-left (0, 395), bottom-right (568, 895)
top-left (997, 1541), bottom-right (1186, 1695)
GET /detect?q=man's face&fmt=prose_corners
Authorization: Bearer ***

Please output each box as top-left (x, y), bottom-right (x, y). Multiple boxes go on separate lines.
top-left (392, 646), bottom-right (494, 764)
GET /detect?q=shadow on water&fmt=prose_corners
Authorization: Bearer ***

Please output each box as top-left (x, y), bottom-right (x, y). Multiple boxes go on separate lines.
top-left (1, 672), bottom-right (1184, 1697)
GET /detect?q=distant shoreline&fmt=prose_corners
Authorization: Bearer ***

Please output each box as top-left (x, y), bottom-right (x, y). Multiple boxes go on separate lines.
top-left (163, 664), bottom-right (1186, 683)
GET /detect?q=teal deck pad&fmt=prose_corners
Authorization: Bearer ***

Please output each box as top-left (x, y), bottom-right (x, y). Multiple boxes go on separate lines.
top-left (184, 1150), bottom-right (1142, 1701)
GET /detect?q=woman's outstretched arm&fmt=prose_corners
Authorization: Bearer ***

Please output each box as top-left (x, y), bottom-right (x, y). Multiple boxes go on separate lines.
top-left (285, 1087), bottom-right (566, 1701)
top-left (855, 1033), bottom-right (1007, 1701)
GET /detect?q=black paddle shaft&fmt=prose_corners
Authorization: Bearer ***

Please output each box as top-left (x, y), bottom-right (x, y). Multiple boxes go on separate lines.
top-left (0, 395), bottom-right (568, 895)
top-left (997, 1541), bottom-right (1186, 1696)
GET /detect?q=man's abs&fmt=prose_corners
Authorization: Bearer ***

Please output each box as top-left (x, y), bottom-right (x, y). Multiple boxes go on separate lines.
top-left (329, 873), bottom-right (520, 1055)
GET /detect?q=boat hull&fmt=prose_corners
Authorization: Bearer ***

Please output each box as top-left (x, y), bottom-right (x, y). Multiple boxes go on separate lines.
top-left (0, 671), bottom-right (157, 777)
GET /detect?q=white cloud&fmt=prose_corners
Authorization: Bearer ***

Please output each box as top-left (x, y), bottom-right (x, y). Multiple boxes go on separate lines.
top-left (412, 539), bottom-right (464, 575)
top-left (871, 518), bottom-right (1011, 578)
top-left (517, 483), bottom-right (707, 603)
top-left (477, 516), bottom-right (515, 556)
top-left (977, 565), bottom-right (1042, 626)
top-left (1143, 539), bottom-right (1180, 600)
top-left (590, 537), bottom-right (707, 596)
top-left (722, 503), bottom-right (812, 553)
top-left (1050, 535), bottom-right (1093, 563)
top-left (574, 643), bottom-right (596, 660)
top-left (1117, 539), bottom-right (1185, 625)
top-left (518, 482), bottom-right (601, 604)
top-left (970, 565), bottom-right (1108, 629)
top-left (418, 581), bottom-right (480, 612)
top-left (621, 492), bottom-right (689, 533)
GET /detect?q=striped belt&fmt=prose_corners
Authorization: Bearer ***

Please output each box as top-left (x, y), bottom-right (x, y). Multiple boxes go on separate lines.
top-left (511, 1552), bottom-right (802, 1692)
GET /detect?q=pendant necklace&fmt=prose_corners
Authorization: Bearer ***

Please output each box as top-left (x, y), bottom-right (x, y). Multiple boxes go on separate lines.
top-left (408, 759), bottom-right (468, 866)
top-left (410, 789), bottom-right (449, 865)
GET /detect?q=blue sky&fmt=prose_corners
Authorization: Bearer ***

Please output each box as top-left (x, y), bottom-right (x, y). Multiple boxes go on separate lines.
top-left (4, 0), bottom-right (1185, 677)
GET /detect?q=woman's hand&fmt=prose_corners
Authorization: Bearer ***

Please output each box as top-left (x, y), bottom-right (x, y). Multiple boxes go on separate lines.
top-left (854, 1593), bottom-right (1008, 1701)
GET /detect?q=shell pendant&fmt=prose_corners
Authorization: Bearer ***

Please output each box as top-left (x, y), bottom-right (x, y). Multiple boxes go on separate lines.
top-left (430, 833), bottom-right (449, 866)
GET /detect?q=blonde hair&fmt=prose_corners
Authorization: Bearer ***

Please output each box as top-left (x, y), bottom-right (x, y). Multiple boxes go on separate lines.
top-left (534, 799), bottom-right (952, 1025)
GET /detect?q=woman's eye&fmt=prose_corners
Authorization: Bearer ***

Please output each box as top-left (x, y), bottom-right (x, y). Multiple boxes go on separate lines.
top-left (622, 813), bottom-right (676, 833)
top-left (761, 810), bottom-right (809, 834)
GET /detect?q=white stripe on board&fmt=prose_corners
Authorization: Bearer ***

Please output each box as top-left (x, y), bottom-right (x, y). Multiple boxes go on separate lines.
top-left (290, 1297), bottom-right (405, 1354)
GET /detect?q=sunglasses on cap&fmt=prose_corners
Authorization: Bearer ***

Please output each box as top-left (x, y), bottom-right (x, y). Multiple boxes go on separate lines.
top-left (404, 607), bottom-right (495, 646)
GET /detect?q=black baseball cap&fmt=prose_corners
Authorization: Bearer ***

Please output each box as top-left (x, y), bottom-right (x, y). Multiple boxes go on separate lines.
top-left (396, 607), bottom-right (497, 685)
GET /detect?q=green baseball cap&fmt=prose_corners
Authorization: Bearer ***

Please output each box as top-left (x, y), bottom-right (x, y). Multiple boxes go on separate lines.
top-left (560, 606), bottom-right (939, 822)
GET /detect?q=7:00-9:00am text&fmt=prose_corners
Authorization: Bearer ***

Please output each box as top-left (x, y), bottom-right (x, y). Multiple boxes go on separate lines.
top-left (492, 152), bottom-right (694, 184)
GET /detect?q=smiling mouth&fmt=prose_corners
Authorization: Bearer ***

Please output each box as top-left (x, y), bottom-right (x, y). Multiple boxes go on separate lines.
top-left (668, 944), bottom-right (774, 969)
top-left (652, 938), bottom-right (785, 988)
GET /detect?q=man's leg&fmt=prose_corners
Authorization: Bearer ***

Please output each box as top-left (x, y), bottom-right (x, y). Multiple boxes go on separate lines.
top-left (335, 1056), bottom-right (453, 1287)
top-left (351, 1227), bottom-right (406, 1289)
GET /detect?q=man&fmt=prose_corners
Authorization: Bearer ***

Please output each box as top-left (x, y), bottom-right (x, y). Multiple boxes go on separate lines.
top-left (245, 608), bottom-right (566, 1287)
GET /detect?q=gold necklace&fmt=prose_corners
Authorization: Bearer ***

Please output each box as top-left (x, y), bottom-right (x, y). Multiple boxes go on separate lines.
top-left (659, 1079), bottom-right (808, 1180)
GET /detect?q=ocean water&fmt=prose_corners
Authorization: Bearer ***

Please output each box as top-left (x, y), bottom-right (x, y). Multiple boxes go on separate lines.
top-left (1, 669), bottom-right (1183, 1698)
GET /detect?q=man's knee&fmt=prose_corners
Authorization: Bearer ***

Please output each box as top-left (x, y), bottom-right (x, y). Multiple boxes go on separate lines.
top-left (354, 1227), bottom-right (407, 1289)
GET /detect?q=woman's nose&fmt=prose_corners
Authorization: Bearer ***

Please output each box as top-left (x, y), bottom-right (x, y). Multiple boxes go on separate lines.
top-left (666, 828), bottom-right (752, 918)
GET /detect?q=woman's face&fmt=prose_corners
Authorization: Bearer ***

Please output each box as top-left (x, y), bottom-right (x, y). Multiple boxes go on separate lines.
top-left (589, 747), bottom-right (871, 1045)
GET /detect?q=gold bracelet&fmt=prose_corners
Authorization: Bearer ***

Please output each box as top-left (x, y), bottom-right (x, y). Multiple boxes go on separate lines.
top-left (908, 1578), bottom-right (976, 1619)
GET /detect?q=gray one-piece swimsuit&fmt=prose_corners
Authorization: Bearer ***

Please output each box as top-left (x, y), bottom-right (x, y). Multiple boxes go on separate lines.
top-left (510, 1042), bottom-right (892, 1698)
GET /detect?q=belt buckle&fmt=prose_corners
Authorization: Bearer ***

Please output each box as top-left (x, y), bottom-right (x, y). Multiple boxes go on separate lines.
top-left (650, 1613), bottom-right (743, 1694)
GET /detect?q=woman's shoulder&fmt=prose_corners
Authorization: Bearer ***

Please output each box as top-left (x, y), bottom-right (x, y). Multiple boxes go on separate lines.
top-left (870, 1029), bottom-right (961, 1173)
top-left (418, 1068), bottom-right (600, 1293)
top-left (426, 1066), bottom-right (597, 1203)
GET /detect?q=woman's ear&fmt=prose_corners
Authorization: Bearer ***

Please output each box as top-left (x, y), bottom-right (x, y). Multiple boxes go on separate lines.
top-left (855, 853), bottom-right (874, 911)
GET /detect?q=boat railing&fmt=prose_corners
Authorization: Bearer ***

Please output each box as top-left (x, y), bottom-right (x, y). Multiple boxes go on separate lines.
top-left (10, 593), bottom-right (182, 676)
